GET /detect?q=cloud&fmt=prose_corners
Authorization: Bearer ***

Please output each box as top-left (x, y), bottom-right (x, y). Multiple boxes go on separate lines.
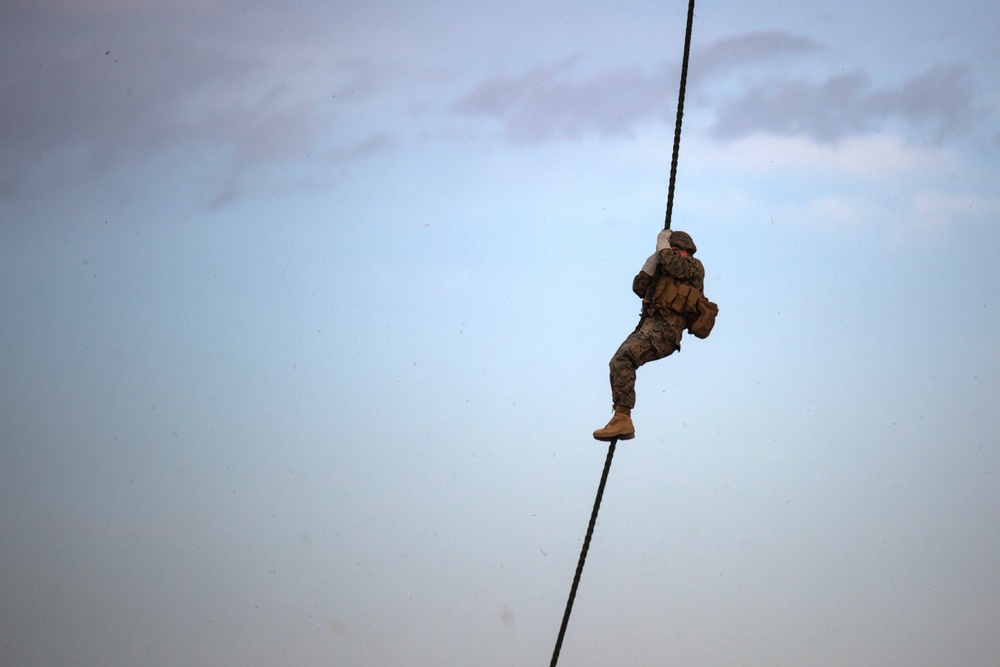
top-left (330, 132), bottom-right (396, 162)
top-left (451, 30), bottom-right (824, 144)
top-left (1, 45), bottom-right (330, 199)
top-left (452, 57), bottom-right (669, 143)
top-left (0, 3), bottom-right (377, 203)
top-left (452, 29), bottom-right (984, 150)
top-left (690, 29), bottom-right (824, 80)
top-left (711, 63), bottom-right (979, 144)
top-left (2, 7), bottom-right (230, 177)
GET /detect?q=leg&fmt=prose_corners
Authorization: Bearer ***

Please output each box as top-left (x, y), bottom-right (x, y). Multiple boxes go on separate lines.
top-left (594, 317), bottom-right (679, 442)
top-left (608, 318), bottom-right (677, 411)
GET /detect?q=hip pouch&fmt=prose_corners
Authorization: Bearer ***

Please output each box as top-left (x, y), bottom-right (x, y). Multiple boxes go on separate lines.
top-left (689, 296), bottom-right (719, 339)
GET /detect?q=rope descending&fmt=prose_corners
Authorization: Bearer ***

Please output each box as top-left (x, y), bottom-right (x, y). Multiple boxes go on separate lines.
top-left (548, 440), bottom-right (617, 667)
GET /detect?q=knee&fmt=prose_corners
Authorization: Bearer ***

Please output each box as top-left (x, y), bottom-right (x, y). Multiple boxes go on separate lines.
top-left (610, 352), bottom-right (636, 373)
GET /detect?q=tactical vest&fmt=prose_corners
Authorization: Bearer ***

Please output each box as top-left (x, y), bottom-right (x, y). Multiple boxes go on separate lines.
top-left (647, 274), bottom-right (718, 339)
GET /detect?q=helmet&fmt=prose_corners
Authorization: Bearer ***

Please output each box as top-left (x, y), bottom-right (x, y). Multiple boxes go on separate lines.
top-left (670, 230), bottom-right (697, 254)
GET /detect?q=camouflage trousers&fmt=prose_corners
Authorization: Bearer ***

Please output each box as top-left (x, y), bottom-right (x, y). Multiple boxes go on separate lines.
top-left (608, 313), bottom-right (684, 410)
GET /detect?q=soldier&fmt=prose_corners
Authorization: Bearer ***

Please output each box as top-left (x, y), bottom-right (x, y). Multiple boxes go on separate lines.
top-left (594, 229), bottom-right (706, 441)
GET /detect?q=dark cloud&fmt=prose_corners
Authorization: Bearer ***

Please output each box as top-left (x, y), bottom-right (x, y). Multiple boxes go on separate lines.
top-left (711, 63), bottom-right (979, 143)
top-left (452, 57), bottom-right (669, 143)
top-left (330, 132), bottom-right (397, 162)
top-left (453, 30), bottom-right (982, 148)
top-left (451, 30), bottom-right (825, 143)
top-left (0, 5), bottom-right (365, 203)
top-left (0, 9), bottom-right (234, 197)
top-left (690, 30), bottom-right (824, 80)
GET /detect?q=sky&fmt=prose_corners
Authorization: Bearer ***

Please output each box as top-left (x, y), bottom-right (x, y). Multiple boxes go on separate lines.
top-left (2, 0), bottom-right (999, 665)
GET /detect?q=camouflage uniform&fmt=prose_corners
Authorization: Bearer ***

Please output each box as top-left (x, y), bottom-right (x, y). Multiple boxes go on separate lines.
top-left (608, 244), bottom-right (705, 411)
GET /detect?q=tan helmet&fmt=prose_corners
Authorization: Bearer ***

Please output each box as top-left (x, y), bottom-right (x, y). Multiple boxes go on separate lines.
top-left (670, 230), bottom-right (697, 254)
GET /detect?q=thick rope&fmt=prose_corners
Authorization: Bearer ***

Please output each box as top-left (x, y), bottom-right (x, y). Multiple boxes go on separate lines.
top-left (548, 439), bottom-right (617, 667)
top-left (547, 5), bottom-right (697, 665)
top-left (663, 0), bottom-right (697, 231)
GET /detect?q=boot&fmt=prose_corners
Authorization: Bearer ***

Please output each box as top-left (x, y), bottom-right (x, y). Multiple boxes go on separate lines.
top-left (593, 406), bottom-right (635, 441)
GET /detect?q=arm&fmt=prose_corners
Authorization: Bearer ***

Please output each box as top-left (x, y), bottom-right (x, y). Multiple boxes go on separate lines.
top-left (632, 270), bottom-right (654, 298)
top-left (632, 252), bottom-right (659, 297)
top-left (657, 249), bottom-right (705, 290)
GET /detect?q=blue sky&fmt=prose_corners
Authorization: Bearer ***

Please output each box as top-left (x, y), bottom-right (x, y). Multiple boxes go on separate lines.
top-left (2, 1), bottom-right (999, 665)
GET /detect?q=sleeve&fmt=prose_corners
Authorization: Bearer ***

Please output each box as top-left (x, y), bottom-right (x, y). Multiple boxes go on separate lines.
top-left (657, 249), bottom-right (705, 288)
top-left (632, 271), bottom-right (654, 298)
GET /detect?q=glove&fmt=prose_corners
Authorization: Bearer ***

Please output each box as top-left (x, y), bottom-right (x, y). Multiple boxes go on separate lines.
top-left (656, 229), bottom-right (672, 252)
top-left (640, 253), bottom-right (659, 276)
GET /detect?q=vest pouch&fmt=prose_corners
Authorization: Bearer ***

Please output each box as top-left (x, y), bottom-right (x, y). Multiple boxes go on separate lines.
top-left (652, 279), bottom-right (701, 316)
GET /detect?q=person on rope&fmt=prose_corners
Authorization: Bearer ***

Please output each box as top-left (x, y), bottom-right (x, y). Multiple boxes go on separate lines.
top-left (593, 229), bottom-right (706, 441)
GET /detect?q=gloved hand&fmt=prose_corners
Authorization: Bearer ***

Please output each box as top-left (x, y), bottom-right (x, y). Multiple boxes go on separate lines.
top-left (640, 253), bottom-right (659, 275)
top-left (656, 229), bottom-right (672, 252)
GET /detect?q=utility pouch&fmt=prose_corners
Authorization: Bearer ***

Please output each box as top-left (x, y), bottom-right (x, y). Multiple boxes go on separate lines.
top-left (689, 296), bottom-right (719, 339)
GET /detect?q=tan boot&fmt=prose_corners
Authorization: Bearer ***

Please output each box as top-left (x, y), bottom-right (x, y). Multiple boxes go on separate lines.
top-left (593, 407), bottom-right (635, 441)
